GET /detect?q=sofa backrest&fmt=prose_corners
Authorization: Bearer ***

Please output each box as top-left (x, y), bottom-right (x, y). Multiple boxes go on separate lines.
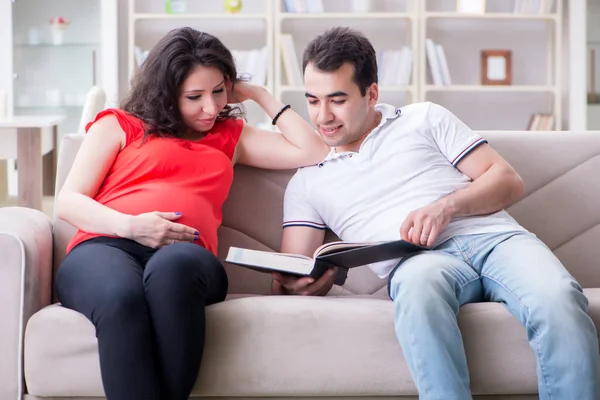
top-left (53, 131), bottom-right (600, 294)
top-left (53, 134), bottom-right (84, 274)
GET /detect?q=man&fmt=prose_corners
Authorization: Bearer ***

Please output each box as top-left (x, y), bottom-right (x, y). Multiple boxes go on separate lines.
top-left (272, 27), bottom-right (600, 400)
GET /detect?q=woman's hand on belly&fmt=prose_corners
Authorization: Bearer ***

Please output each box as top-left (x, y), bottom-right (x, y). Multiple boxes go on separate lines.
top-left (123, 211), bottom-right (200, 248)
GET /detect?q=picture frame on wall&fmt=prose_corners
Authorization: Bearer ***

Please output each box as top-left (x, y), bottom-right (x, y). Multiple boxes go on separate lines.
top-left (481, 50), bottom-right (512, 85)
top-left (456, 0), bottom-right (486, 14)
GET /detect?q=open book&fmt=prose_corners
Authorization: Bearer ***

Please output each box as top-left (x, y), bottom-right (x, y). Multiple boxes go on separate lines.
top-left (225, 239), bottom-right (427, 286)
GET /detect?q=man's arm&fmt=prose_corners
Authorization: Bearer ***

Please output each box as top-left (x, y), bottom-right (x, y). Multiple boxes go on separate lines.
top-left (447, 143), bottom-right (524, 216)
top-left (281, 226), bottom-right (325, 257)
top-left (401, 143), bottom-right (524, 247)
top-left (272, 226), bottom-right (337, 296)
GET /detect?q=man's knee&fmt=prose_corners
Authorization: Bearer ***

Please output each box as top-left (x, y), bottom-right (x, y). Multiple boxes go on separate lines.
top-left (391, 254), bottom-right (459, 297)
top-left (390, 251), bottom-right (481, 315)
top-left (529, 279), bottom-right (589, 324)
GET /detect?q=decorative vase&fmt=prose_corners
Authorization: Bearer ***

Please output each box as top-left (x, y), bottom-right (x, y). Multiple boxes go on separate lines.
top-left (224, 0), bottom-right (243, 13)
top-left (50, 25), bottom-right (66, 45)
top-left (49, 17), bottom-right (69, 46)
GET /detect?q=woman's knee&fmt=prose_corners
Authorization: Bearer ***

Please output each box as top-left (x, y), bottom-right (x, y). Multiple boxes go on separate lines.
top-left (56, 244), bottom-right (147, 323)
top-left (55, 245), bottom-right (92, 297)
top-left (96, 283), bottom-right (147, 324)
top-left (59, 272), bottom-right (147, 327)
top-left (144, 243), bottom-right (227, 294)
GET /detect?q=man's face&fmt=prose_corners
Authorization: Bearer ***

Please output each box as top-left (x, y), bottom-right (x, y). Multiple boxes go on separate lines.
top-left (304, 62), bottom-right (377, 151)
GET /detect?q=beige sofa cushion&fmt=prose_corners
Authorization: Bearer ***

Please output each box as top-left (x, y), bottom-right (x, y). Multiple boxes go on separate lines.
top-left (29, 289), bottom-right (600, 398)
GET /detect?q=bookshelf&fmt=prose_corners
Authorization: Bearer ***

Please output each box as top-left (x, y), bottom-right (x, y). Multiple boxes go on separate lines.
top-left (419, 0), bottom-right (562, 131)
top-left (125, 0), bottom-right (564, 131)
top-left (127, 0), bottom-right (274, 126)
top-left (274, 0), bottom-right (418, 123)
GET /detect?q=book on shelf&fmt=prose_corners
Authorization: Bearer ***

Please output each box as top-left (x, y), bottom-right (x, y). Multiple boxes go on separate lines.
top-left (134, 46), bottom-right (150, 67)
top-left (527, 113), bottom-right (555, 130)
top-left (231, 47), bottom-right (269, 86)
top-left (378, 47), bottom-right (413, 86)
top-left (513, 0), bottom-right (555, 14)
top-left (225, 239), bottom-right (427, 286)
top-left (425, 39), bottom-right (451, 86)
top-left (280, 34), bottom-right (303, 86)
top-left (284, 0), bottom-right (324, 13)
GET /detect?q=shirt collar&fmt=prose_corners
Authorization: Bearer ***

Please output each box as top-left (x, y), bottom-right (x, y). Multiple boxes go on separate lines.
top-left (317, 103), bottom-right (401, 166)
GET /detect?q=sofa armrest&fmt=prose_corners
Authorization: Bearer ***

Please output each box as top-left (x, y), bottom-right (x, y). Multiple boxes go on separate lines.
top-left (0, 207), bottom-right (53, 400)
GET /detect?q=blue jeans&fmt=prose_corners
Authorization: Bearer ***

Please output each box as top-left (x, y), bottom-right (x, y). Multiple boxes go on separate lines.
top-left (388, 230), bottom-right (600, 400)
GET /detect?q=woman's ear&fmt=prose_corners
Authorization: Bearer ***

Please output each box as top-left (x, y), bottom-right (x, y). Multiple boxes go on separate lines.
top-left (368, 83), bottom-right (379, 107)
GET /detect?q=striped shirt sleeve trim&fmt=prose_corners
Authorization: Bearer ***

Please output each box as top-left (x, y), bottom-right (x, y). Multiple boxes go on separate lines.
top-left (451, 138), bottom-right (488, 166)
top-left (283, 221), bottom-right (327, 230)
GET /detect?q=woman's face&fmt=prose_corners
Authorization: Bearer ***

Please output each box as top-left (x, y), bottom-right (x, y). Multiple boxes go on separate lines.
top-left (178, 65), bottom-right (228, 133)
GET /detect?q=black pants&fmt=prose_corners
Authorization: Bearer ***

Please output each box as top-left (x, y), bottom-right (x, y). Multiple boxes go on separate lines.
top-left (55, 237), bottom-right (228, 400)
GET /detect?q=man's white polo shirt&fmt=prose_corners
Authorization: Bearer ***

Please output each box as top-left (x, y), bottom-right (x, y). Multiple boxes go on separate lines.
top-left (283, 102), bottom-right (526, 279)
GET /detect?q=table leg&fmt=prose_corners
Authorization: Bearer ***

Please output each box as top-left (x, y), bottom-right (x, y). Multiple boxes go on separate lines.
top-left (17, 127), bottom-right (42, 210)
top-left (0, 160), bottom-right (7, 202)
top-left (42, 125), bottom-right (58, 196)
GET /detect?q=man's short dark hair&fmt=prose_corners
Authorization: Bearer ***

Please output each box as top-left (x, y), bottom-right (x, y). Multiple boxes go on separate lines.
top-left (302, 27), bottom-right (378, 96)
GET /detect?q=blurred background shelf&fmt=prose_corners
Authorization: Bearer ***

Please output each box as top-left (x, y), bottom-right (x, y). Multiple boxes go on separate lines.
top-left (424, 12), bottom-right (558, 20)
top-left (279, 12), bottom-right (415, 19)
top-left (424, 85), bottom-right (558, 92)
top-left (14, 42), bottom-right (101, 48)
top-left (133, 13), bottom-right (269, 20)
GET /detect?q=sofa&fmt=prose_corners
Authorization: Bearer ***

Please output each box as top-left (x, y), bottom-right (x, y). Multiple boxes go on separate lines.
top-left (2, 130), bottom-right (600, 400)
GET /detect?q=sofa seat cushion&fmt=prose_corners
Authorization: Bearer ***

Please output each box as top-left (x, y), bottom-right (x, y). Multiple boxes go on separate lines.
top-left (24, 289), bottom-right (600, 397)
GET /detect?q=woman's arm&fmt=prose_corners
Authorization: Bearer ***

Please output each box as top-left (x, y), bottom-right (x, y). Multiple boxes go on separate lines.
top-left (231, 83), bottom-right (329, 169)
top-left (57, 115), bottom-right (198, 246)
top-left (56, 114), bottom-right (131, 236)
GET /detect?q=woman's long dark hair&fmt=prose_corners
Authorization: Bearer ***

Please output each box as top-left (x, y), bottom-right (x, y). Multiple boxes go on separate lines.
top-left (121, 27), bottom-right (245, 139)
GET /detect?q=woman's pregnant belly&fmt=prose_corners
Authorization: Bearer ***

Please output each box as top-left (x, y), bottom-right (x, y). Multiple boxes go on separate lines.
top-left (100, 187), bottom-right (221, 253)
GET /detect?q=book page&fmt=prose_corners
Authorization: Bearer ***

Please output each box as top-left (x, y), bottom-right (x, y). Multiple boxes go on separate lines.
top-left (226, 247), bottom-right (315, 275)
top-left (313, 240), bottom-right (386, 258)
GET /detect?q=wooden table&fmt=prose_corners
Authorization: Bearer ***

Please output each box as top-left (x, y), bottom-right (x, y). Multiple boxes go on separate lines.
top-left (0, 115), bottom-right (66, 211)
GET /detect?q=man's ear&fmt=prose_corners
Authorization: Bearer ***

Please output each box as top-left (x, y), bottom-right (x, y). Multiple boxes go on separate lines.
top-left (367, 83), bottom-right (379, 107)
